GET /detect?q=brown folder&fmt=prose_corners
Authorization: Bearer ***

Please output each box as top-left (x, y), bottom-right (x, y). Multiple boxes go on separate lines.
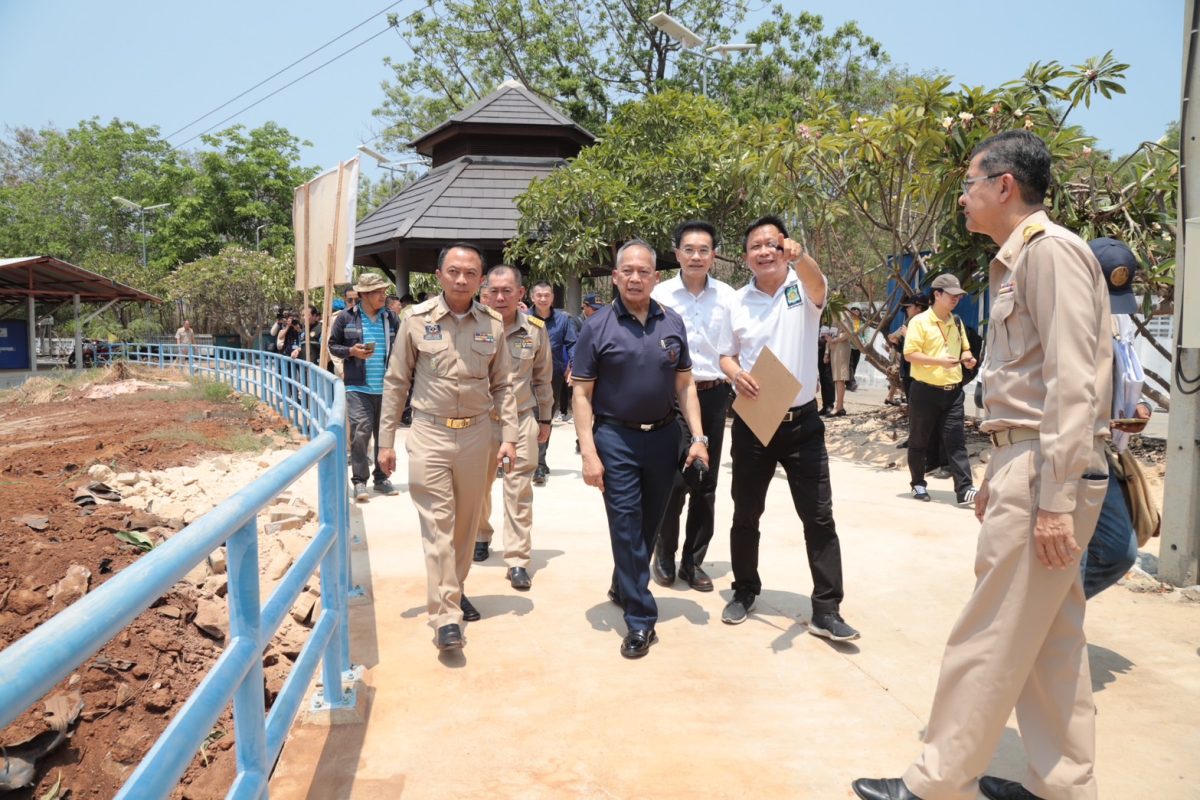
top-left (731, 346), bottom-right (802, 446)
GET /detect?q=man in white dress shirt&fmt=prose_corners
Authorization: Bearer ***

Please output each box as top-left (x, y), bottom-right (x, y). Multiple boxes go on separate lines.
top-left (650, 220), bottom-right (738, 592)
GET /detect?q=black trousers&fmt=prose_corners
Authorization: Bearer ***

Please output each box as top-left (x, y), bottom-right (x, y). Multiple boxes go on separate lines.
top-left (906, 381), bottom-right (972, 495)
top-left (728, 401), bottom-right (845, 615)
top-left (346, 391), bottom-right (386, 485)
top-left (656, 383), bottom-right (731, 570)
top-left (817, 342), bottom-right (835, 411)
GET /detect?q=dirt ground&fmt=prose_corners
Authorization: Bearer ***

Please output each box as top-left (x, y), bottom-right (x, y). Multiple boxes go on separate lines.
top-left (0, 365), bottom-right (302, 800)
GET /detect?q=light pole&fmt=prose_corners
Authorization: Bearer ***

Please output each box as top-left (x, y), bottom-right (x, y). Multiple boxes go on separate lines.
top-left (255, 223), bottom-right (270, 250)
top-left (356, 144), bottom-right (429, 191)
top-left (647, 11), bottom-right (756, 97)
top-left (112, 196), bottom-right (170, 267)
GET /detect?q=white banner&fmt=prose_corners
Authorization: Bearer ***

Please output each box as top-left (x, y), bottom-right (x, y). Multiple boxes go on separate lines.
top-left (293, 157), bottom-right (359, 291)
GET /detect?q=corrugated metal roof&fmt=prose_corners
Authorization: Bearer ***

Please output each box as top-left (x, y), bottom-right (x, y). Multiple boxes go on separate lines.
top-left (0, 256), bottom-right (161, 303)
top-left (410, 80), bottom-right (594, 149)
top-left (355, 155), bottom-right (563, 248)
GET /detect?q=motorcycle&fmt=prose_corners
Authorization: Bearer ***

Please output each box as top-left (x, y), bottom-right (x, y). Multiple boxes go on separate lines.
top-left (67, 339), bottom-right (115, 368)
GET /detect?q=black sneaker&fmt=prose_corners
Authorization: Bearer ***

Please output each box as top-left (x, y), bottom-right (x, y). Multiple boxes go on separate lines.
top-left (373, 479), bottom-right (398, 495)
top-left (473, 541), bottom-right (489, 562)
top-left (721, 592), bottom-right (755, 625)
top-left (533, 467), bottom-right (548, 486)
top-left (912, 486), bottom-right (931, 502)
top-left (808, 611), bottom-right (860, 641)
top-left (958, 487), bottom-right (978, 506)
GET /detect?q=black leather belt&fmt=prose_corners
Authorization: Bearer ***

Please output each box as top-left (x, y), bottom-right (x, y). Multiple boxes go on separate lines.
top-left (695, 378), bottom-right (727, 391)
top-left (595, 411), bottom-right (676, 432)
top-left (781, 400), bottom-right (817, 422)
top-left (917, 380), bottom-right (961, 392)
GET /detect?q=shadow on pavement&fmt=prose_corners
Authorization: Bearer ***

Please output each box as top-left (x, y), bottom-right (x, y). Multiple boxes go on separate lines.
top-left (1088, 643), bottom-right (1134, 692)
top-left (299, 685), bottom-right (377, 800)
top-left (584, 595), bottom-right (708, 635)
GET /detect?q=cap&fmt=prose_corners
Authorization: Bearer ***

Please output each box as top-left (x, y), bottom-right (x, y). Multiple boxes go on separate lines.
top-left (1088, 237), bottom-right (1139, 315)
top-left (899, 293), bottom-right (928, 309)
top-left (930, 274), bottom-right (966, 296)
top-left (582, 293), bottom-right (603, 309)
top-left (354, 273), bottom-right (391, 294)
top-left (849, 305), bottom-right (863, 315)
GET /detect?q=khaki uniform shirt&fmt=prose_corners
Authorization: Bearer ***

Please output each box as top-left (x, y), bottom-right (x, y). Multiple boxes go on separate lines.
top-left (379, 295), bottom-right (519, 447)
top-left (980, 209), bottom-right (1113, 513)
top-left (506, 311), bottom-right (554, 419)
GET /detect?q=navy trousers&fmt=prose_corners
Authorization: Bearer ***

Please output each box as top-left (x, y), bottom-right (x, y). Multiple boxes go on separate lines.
top-left (594, 421), bottom-right (678, 632)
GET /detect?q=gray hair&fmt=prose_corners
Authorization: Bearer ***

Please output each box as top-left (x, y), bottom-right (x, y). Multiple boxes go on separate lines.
top-left (615, 238), bottom-right (656, 268)
top-left (487, 264), bottom-right (523, 287)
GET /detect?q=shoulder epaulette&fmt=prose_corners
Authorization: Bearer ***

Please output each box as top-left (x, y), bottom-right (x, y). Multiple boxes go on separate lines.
top-left (480, 303), bottom-right (503, 322)
top-left (527, 315), bottom-right (545, 329)
top-left (1023, 223), bottom-right (1045, 243)
top-left (412, 298), bottom-right (438, 314)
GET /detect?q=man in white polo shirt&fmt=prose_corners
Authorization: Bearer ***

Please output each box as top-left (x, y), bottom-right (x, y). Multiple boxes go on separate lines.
top-left (717, 215), bottom-right (859, 641)
top-left (650, 219), bottom-right (737, 592)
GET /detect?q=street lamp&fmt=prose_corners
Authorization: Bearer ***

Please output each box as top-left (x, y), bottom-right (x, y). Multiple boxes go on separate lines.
top-left (112, 196), bottom-right (170, 267)
top-left (647, 11), bottom-right (757, 97)
top-left (356, 144), bottom-right (430, 192)
top-left (255, 223), bottom-right (270, 250)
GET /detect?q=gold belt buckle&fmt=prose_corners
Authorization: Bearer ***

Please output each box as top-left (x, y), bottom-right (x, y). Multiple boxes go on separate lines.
top-left (446, 417), bottom-right (470, 429)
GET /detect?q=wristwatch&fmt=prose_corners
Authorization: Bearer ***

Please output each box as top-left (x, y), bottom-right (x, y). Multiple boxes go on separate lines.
top-left (690, 435), bottom-right (709, 446)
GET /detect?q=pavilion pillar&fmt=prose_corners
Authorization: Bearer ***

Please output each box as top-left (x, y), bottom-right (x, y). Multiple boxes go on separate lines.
top-left (27, 296), bottom-right (36, 373)
top-left (565, 275), bottom-right (581, 316)
top-left (73, 294), bottom-right (83, 371)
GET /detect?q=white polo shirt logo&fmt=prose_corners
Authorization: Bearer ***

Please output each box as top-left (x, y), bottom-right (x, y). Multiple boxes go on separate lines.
top-left (785, 285), bottom-right (803, 308)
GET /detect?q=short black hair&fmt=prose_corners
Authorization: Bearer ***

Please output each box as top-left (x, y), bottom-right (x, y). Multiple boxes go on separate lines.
top-left (437, 241), bottom-right (487, 271)
top-left (971, 130), bottom-right (1052, 205)
top-left (743, 215), bottom-right (789, 251)
top-left (307, 305), bottom-right (319, 315)
top-left (385, 294), bottom-right (400, 303)
top-left (531, 281), bottom-right (554, 292)
top-left (399, 293), bottom-right (414, 304)
top-left (672, 219), bottom-right (718, 249)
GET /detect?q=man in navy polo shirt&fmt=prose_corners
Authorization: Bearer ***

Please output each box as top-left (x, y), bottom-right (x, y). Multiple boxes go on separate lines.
top-left (572, 239), bottom-right (709, 659)
top-left (530, 281), bottom-right (577, 486)
top-left (718, 215), bottom-right (860, 641)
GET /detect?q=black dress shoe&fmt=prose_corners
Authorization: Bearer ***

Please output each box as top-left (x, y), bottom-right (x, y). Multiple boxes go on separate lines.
top-left (650, 553), bottom-right (675, 586)
top-left (460, 595), bottom-right (481, 622)
top-left (678, 564), bottom-right (713, 592)
top-left (619, 629), bottom-right (658, 659)
top-left (979, 776), bottom-right (1044, 800)
top-left (473, 541), bottom-right (489, 562)
top-left (436, 624), bottom-right (464, 651)
top-left (851, 777), bottom-right (922, 800)
top-left (507, 566), bottom-right (532, 590)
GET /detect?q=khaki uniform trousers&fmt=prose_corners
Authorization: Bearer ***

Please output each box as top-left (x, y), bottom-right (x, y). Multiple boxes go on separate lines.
top-left (476, 412), bottom-right (538, 568)
top-left (405, 416), bottom-right (492, 629)
top-left (904, 438), bottom-right (1109, 800)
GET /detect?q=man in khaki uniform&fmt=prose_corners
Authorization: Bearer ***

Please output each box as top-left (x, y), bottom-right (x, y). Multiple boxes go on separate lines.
top-left (378, 242), bottom-right (519, 653)
top-left (472, 265), bottom-right (554, 590)
top-left (854, 131), bottom-right (1112, 800)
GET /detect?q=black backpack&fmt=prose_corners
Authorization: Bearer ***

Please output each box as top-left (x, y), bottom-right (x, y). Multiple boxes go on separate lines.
top-left (954, 315), bottom-right (984, 384)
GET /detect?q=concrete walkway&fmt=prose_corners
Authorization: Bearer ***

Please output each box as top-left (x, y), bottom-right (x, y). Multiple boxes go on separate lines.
top-left (270, 416), bottom-right (1198, 800)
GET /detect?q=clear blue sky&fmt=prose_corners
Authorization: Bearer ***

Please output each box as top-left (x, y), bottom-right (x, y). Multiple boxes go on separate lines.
top-left (0, 0), bottom-right (1183, 187)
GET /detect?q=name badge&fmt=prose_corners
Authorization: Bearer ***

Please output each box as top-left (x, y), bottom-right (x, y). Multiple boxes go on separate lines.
top-left (473, 332), bottom-right (495, 343)
top-left (784, 285), bottom-right (802, 308)
top-left (423, 323), bottom-right (442, 341)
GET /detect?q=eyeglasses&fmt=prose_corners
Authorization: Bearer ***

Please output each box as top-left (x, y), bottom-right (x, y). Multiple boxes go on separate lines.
top-left (679, 247), bottom-right (713, 258)
top-left (961, 173), bottom-right (1006, 194)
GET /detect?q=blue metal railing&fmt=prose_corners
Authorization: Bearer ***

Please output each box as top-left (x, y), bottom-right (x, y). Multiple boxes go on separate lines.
top-left (0, 343), bottom-right (354, 799)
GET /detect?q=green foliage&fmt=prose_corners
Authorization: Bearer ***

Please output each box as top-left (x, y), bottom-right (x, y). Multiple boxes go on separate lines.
top-left (507, 90), bottom-right (783, 280)
top-left (166, 246), bottom-right (295, 347)
top-left (371, 3), bottom-right (899, 155)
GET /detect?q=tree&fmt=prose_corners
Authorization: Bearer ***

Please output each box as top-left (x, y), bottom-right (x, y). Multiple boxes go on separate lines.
top-left (166, 245), bottom-right (295, 346)
top-left (505, 89), bottom-right (784, 282)
top-left (370, 2), bottom-right (894, 152)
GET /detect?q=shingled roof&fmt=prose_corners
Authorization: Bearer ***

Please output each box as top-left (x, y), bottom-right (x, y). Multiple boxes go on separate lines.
top-left (354, 80), bottom-right (595, 277)
top-left (355, 155), bottom-right (562, 248)
top-left (410, 80), bottom-right (593, 157)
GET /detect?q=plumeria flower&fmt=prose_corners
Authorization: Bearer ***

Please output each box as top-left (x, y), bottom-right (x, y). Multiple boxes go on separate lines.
top-left (1082, 146), bottom-right (1093, 156)
top-left (958, 112), bottom-right (974, 123)
top-left (941, 116), bottom-right (954, 129)
top-left (1023, 117), bottom-right (1035, 130)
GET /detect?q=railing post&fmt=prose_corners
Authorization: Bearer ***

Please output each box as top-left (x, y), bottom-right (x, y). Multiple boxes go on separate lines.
top-left (316, 434), bottom-right (351, 705)
top-left (227, 519), bottom-right (269, 785)
top-left (188, 343), bottom-right (194, 377)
